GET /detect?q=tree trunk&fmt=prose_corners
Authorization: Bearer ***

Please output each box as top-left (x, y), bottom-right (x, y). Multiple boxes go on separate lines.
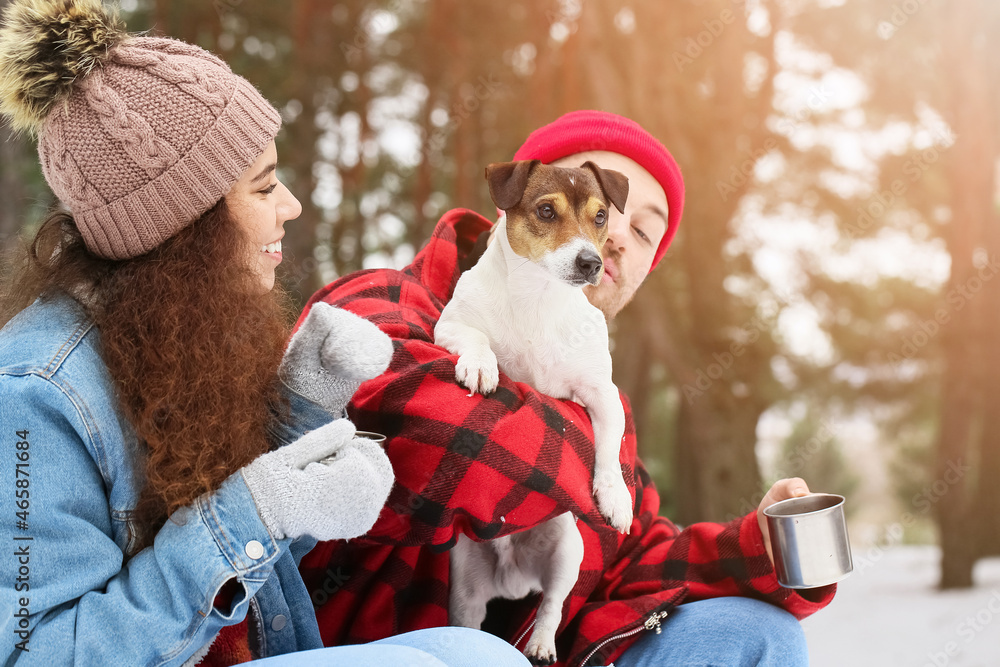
top-left (0, 124), bottom-right (29, 253)
top-left (965, 6), bottom-right (1000, 562)
top-left (275, 0), bottom-right (326, 310)
top-left (675, 377), bottom-right (765, 523)
top-left (611, 301), bottom-right (655, 461)
top-left (976, 202), bottom-right (1000, 559)
top-left (935, 2), bottom-right (994, 589)
top-left (0, 0), bottom-right (29, 255)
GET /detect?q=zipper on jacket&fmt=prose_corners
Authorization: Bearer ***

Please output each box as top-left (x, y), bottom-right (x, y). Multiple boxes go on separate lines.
top-left (514, 618), bottom-right (536, 648)
top-left (576, 608), bottom-right (670, 667)
top-left (248, 596), bottom-right (266, 658)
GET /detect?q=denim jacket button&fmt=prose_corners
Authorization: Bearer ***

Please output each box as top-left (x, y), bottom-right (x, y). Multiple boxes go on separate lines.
top-left (270, 614), bottom-right (287, 631)
top-left (245, 540), bottom-right (265, 560)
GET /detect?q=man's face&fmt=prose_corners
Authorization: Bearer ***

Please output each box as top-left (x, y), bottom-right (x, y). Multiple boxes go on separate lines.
top-left (551, 151), bottom-right (668, 319)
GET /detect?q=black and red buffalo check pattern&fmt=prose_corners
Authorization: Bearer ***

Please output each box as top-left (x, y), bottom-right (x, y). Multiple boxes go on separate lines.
top-left (296, 208), bottom-right (835, 667)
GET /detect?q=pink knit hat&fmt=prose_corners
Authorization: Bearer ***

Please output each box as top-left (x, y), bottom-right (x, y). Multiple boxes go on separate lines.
top-left (512, 110), bottom-right (684, 271)
top-left (0, 0), bottom-right (280, 260)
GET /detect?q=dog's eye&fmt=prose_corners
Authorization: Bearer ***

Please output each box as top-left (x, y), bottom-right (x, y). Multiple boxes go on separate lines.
top-left (537, 204), bottom-right (556, 220)
top-left (595, 210), bottom-right (607, 227)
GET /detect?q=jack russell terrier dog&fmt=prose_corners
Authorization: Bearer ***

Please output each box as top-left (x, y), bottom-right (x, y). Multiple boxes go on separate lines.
top-left (436, 159), bottom-right (631, 665)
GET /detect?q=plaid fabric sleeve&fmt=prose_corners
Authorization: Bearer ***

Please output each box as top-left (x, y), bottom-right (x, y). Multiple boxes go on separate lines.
top-left (299, 269), bottom-right (640, 551)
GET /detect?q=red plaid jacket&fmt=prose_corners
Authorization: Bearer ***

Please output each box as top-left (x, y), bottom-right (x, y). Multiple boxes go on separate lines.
top-left (297, 208), bottom-right (835, 666)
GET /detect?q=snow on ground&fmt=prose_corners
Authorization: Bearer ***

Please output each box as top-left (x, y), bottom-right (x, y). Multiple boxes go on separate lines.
top-left (802, 546), bottom-right (1000, 667)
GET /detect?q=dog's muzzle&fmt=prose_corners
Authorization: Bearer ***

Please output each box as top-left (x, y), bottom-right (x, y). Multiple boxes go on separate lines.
top-left (575, 250), bottom-right (604, 285)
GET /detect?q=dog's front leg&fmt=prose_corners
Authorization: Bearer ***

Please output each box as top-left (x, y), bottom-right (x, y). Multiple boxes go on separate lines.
top-left (523, 513), bottom-right (584, 665)
top-left (435, 319), bottom-right (500, 394)
top-left (449, 535), bottom-right (493, 631)
top-left (576, 384), bottom-right (632, 533)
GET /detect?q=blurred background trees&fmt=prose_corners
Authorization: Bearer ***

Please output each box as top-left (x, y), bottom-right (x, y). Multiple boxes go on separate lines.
top-left (1, 0), bottom-right (997, 590)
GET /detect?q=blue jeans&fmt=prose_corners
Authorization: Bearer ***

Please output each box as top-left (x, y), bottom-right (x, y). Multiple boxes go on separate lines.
top-left (246, 627), bottom-right (531, 666)
top-left (615, 597), bottom-right (809, 667)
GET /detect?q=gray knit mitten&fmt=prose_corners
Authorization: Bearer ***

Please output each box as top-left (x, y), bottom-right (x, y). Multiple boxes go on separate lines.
top-left (241, 419), bottom-right (394, 540)
top-left (279, 302), bottom-right (394, 417)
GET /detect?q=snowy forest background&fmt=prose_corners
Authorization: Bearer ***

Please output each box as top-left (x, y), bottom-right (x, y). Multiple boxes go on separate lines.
top-left (2, 0), bottom-right (998, 592)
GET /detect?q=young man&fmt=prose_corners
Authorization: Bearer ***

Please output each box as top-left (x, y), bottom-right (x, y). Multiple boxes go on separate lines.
top-left (296, 111), bottom-right (834, 666)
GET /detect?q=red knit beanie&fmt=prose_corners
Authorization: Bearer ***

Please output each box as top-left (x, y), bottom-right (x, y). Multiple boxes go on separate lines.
top-left (512, 110), bottom-right (684, 271)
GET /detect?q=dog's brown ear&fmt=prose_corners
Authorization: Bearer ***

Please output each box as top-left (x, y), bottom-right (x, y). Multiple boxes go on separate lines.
top-left (581, 161), bottom-right (629, 214)
top-left (485, 160), bottom-right (539, 210)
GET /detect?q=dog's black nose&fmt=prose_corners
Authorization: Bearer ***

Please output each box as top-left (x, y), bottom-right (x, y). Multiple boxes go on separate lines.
top-left (575, 250), bottom-right (603, 283)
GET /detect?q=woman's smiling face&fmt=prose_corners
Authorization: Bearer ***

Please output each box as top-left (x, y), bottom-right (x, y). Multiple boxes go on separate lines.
top-left (225, 140), bottom-right (303, 292)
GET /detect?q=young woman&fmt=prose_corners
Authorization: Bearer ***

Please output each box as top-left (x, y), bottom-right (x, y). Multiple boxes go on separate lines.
top-left (0, 1), bottom-right (527, 665)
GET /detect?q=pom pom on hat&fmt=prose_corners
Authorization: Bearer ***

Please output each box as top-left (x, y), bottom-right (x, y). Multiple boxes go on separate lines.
top-left (513, 110), bottom-right (684, 271)
top-left (0, 0), bottom-right (127, 135)
top-left (0, 0), bottom-right (281, 260)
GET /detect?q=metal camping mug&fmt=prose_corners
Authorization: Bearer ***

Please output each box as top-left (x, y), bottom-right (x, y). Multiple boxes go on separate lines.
top-left (320, 431), bottom-right (387, 464)
top-left (353, 431), bottom-right (387, 446)
top-left (763, 493), bottom-right (853, 589)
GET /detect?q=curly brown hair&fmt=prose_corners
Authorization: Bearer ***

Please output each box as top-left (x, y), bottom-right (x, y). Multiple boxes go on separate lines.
top-left (1, 200), bottom-right (294, 552)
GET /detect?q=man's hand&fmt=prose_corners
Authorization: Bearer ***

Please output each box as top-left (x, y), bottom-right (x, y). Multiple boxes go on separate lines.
top-left (756, 477), bottom-right (810, 565)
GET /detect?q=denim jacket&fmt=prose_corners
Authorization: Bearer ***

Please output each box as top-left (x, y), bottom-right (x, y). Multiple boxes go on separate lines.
top-left (0, 293), bottom-right (332, 666)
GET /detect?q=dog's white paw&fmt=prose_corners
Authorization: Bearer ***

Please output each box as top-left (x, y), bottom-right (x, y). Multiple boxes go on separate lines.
top-left (523, 636), bottom-right (557, 666)
top-left (455, 349), bottom-right (499, 394)
top-left (594, 469), bottom-right (633, 534)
